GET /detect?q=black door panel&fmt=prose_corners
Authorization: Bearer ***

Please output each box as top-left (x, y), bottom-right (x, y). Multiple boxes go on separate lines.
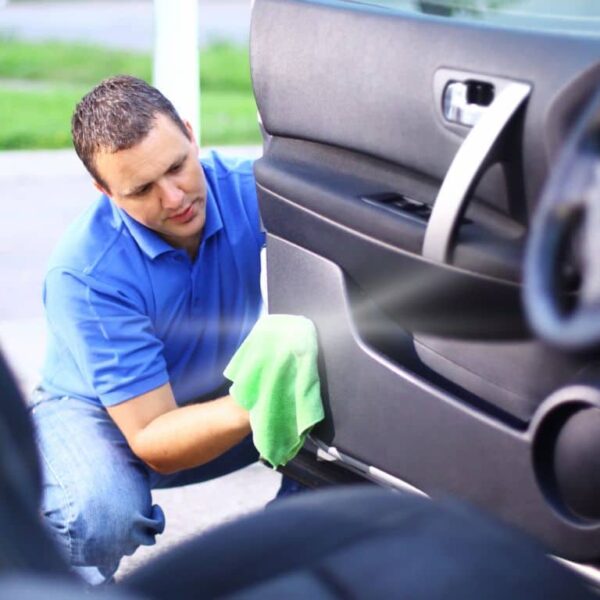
top-left (257, 138), bottom-right (526, 282)
top-left (256, 158), bottom-right (527, 338)
top-left (251, 0), bottom-right (600, 560)
top-left (251, 0), bottom-right (600, 218)
top-left (267, 233), bottom-right (600, 561)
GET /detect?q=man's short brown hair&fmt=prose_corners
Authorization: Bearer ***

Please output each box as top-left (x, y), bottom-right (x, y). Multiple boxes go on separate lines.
top-left (71, 75), bottom-right (190, 191)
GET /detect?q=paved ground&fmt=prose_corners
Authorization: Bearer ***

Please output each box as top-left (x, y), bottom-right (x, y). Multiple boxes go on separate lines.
top-left (0, 0), bottom-right (252, 50)
top-left (0, 146), bottom-right (282, 580)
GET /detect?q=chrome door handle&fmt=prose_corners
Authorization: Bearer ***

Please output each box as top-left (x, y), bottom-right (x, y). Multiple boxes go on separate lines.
top-left (443, 81), bottom-right (491, 127)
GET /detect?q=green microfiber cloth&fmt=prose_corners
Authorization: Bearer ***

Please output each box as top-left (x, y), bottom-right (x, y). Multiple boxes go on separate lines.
top-left (224, 314), bottom-right (324, 468)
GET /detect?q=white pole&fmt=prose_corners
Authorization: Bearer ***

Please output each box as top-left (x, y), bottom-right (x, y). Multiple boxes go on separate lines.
top-left (153, 0), bottom-right (200, 143)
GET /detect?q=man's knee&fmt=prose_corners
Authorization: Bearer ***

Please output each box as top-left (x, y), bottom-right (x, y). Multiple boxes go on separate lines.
top-left (41, 466), bottom-right (165, 570)
top-left (31, 395), bottom-right (164, 571)
top-left (80, 485), bottom-right (164, 565)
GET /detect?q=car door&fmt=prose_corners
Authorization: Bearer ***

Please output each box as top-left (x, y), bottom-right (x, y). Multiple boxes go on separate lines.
top-left (250, 0), bottom-right (600, 563)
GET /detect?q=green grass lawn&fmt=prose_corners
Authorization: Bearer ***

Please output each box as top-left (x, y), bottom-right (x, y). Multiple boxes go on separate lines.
top-left (0, 39), bottom-right (261, 149)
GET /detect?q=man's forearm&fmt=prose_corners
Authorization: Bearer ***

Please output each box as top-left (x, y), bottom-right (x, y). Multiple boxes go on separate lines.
top-left (129, 395), bottom-right (251, 474)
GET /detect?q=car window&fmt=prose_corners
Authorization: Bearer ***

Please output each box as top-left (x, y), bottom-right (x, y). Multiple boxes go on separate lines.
top-left (343, 0), bottom-right (600, 37)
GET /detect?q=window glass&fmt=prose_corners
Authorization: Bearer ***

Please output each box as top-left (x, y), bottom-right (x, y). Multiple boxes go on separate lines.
top-left (343, 0), bottom-right (600, 37)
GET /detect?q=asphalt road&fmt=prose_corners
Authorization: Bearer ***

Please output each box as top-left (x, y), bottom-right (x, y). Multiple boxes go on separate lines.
top-left (0, 0), bottom-right (252, 50)
top-left (0, 146), bottom-right (281, 580)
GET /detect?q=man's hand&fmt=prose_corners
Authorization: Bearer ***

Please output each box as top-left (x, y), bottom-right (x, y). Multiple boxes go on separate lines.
top-left (107, 383), bottom-right (251, 474)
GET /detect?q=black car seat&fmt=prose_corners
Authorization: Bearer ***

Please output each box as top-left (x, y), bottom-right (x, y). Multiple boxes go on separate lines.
top-left (0, 352), bottom-right (69, 577)
top-left (0, 352), bottom-right (595, 599)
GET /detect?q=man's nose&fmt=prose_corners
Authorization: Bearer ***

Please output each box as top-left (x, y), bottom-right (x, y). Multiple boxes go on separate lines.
top-left (160, 178), bottom-right (185, 210)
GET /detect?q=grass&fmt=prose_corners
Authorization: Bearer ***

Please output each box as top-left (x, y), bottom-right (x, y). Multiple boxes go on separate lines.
top-left (0, 39), bottom-right (261, 149)
top-left (0, 85), bottom-right (87, 149)
top-left (0, 39), bottom-right (152, 84)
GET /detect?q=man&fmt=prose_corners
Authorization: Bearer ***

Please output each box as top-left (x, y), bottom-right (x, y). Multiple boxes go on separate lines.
top-left (30, 75), bottom-right (269, 584)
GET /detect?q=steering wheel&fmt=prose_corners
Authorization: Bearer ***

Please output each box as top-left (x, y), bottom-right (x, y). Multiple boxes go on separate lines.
top-left (525, 87), bottom-right (600, 352)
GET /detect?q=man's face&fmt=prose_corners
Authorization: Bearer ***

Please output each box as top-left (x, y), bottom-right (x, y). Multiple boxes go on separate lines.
top-left (94, 113), bottom-right (207, 256)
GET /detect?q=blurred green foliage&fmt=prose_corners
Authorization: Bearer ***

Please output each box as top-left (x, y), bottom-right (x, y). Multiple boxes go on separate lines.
top-left (0, 39), bottom-right (261, 149)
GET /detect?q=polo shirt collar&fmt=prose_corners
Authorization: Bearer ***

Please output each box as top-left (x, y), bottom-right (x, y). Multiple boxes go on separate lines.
top-left (202, 180), bottom-right (224, 242)
top-left (108, 176), bottom-right (224, 261)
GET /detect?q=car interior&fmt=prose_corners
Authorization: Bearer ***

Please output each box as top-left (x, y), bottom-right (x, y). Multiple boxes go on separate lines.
top-left (250, 0), bottom-right (600, 575)
top-left (2, 0), bottom-right (600, 596)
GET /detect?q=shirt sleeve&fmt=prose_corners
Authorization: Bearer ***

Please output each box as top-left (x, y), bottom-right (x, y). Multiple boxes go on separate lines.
top-left (44, 267), bottom-right (169, 406)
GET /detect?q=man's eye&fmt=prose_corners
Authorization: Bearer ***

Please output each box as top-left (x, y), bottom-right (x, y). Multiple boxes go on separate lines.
top-left (169, 161), bottom-right (184, 174)
top-left (135, 184), bottom-right (152, 197)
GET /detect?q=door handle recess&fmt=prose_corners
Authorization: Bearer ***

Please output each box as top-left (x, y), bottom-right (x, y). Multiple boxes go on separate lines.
top-left (422, 81), bottom-right (531, 264)
top-left (443, 80), bottom-right (495, 127)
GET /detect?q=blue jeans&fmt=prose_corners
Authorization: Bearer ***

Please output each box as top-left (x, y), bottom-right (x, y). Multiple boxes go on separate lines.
top-left (28, 390), bottom-right (259, 585)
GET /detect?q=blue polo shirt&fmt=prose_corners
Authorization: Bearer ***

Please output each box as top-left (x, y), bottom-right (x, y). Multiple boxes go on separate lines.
top-left (41, 152), bottom-right (264, 408)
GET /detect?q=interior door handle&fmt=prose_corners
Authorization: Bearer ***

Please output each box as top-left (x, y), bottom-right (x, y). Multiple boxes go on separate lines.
top-left (422, 81), bottom-right (531, 263)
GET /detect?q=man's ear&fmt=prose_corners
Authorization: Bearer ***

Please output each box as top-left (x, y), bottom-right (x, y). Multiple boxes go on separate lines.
top-left (184, 120), bottom-right (199, 148)
top-left (93, 180), bottom-right (110, 198)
